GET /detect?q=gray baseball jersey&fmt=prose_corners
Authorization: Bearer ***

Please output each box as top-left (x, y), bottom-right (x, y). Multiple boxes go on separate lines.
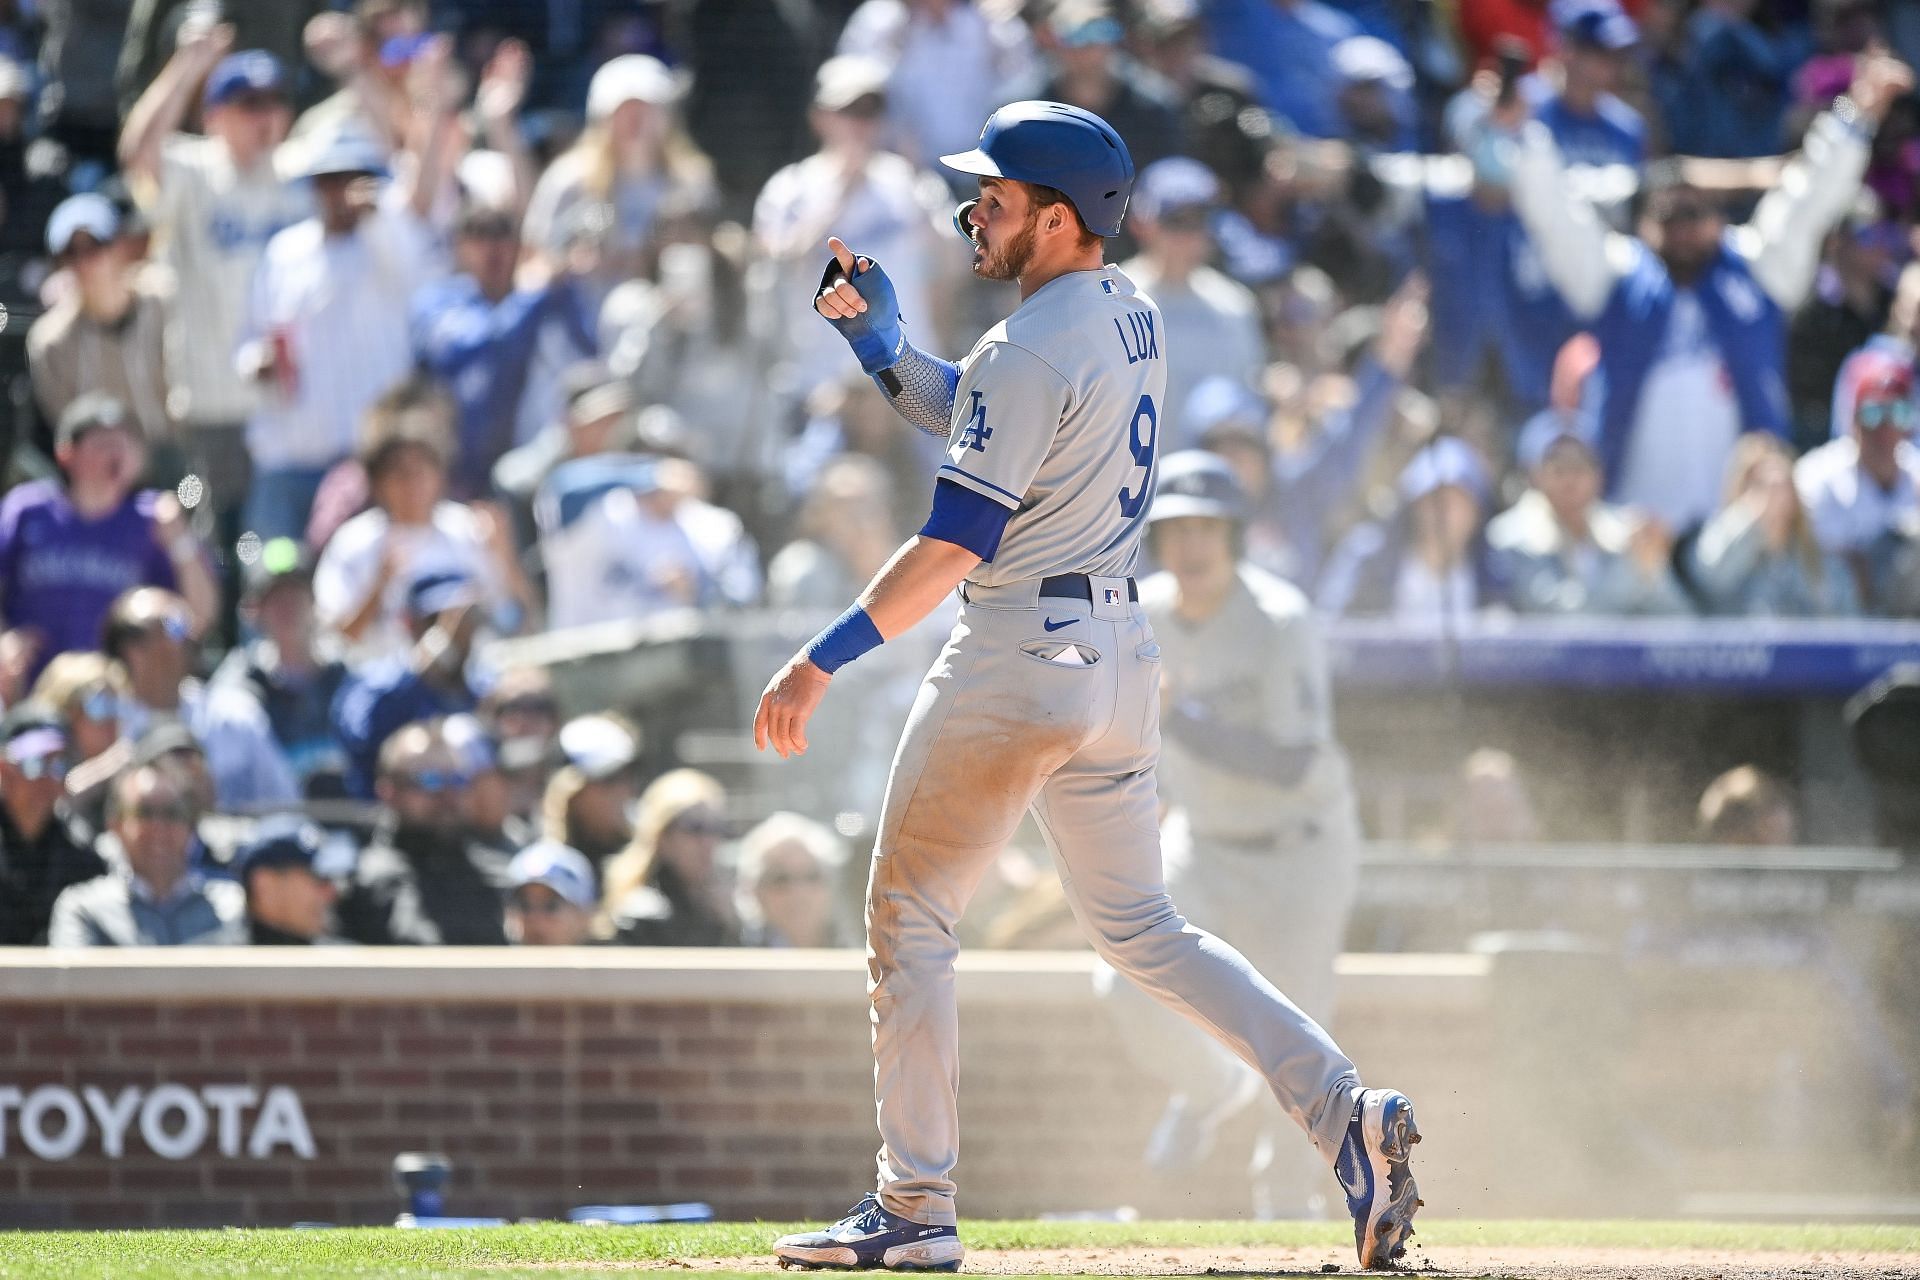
top-left (939, 266), bottom-right (1164, 586)
top-left (862, 265), bottom-right (1365, 1229)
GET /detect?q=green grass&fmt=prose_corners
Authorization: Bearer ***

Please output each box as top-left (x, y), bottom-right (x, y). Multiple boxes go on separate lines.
top-left (0, 1219), bottom-right (1916, 1280)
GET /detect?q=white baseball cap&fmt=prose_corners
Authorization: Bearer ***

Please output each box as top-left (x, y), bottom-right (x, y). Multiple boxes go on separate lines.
top-left (587, 54), bottom-right (681, 122)
top-left (46, 193), bottom-right (119, 257)
top-left (812, 55), bottom-right (890, 112)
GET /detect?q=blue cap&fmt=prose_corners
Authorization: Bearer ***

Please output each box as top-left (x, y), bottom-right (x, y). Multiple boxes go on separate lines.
top-left (380, 33), bottom-right (436, 69)
top-left (204, 50), bottom-right (285, 107)
top-left (1398, 437), bottom-right (1491, 507)
top-left (1550, 0), bottom-right (1638, 49)
top-left (1184, 376), bottom-right (1267, 445)
top-left (405, 569), bottom-right (478, 619)
top-left (1331, 35), bottom-right (1413, 91)
top-left (1515, 408), bottom-right (1599, 472)
top-left (232, 817), bottom-right (351, 882)
top-left (1134, 156), bottom-right (1221, 222)
top-left (507, 841), bottom-right (598, 911)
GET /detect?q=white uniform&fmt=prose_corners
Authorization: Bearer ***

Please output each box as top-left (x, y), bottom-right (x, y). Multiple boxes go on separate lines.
top-left (867, 266), bottom-right (1363, 1226)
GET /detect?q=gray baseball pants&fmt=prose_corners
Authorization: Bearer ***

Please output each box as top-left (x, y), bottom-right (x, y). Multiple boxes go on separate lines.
top-left (863, 576), bottom-right (1363, 1226)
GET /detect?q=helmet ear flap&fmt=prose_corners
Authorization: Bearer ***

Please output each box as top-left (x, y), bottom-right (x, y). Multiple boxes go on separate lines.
top-left (952, 199), bottom-right (979, 243)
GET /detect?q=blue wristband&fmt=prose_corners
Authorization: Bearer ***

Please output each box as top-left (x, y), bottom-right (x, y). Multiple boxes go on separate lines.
top-left (806, 604), bottom-right (884, 674)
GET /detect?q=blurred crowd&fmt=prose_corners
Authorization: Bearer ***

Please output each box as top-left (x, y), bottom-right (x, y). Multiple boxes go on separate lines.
top-left (1, 0), bottom-right (1919, 946)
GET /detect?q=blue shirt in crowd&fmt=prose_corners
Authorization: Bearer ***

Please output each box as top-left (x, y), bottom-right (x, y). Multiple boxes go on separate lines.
top-left (330, 659), bottom-right (477, 799)
top-left (1204, 0), bottom-right (1360, 139)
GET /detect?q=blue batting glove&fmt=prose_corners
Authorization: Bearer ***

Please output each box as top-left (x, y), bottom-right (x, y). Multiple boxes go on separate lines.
top-left (817, 251), bottom-right (905, 375)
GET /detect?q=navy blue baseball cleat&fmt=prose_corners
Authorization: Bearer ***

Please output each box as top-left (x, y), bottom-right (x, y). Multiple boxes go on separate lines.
top-left (1334, 1088), bottom-right (1422, 1269)
top-left (774, 1194), bottom-right (965, 1271)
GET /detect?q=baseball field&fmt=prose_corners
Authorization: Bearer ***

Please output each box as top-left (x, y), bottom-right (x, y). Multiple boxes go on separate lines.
top-left (1, 1218), bottom-right (1917, 1279)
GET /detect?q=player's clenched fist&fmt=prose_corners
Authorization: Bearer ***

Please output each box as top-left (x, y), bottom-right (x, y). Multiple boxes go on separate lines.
top-left (753, 654), bottom-right (832, 758)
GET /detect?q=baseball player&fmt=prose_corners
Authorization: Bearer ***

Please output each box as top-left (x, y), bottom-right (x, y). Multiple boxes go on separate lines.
top-left (754, 102), bottom-right (1420, 1272)
top-left (1102, 450), bottom-right (1364, 1214)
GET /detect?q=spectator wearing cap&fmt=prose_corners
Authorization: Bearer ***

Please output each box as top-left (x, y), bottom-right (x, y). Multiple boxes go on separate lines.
top-left (410, 203), bottom-right (597, 499)
top-left (503, 840), bottom-right (599, 946)
top-left (210, 537), bottom-right (350, 795)
top-left (1176, 273), bottom-right (1430, 586)
top-left (1501, 52), bottom-right (1912, 532)
top-left (0, 396), bottom-right (216, 682)
top-left (480, 665), bottom-right (561, 828)
top-left (736, 812), bottom-right (853, 949)
top-left (604, 767), bottom-right (739, 947)
top-left (124, 720), bottom-right (235, 880)
top-left (313, 378), bottom-right (530, 666)
top-left (1796, 352), bottom-right (1920, 611)
top-left (537, 452), bottom-right (761, 631)
top-left (1789, 199), bottom-right (1905, 453)
top-left (46, 761), bottom-right (245, 946)
top-left (1487, 409), bottom-right (1694, 615)
top-left (336, 717), bottom-right (512, 945)
top-left (31, 651), bottom-right (121, 776)
top-left (1688, 433), bottom-right (1859, 616)
top-left (27, 193), bottom-right (177, 451)
top-left (1330, 35), bottom-right (1417, 150)
top-left (0, 704), bottom-right (106, 944)
top-left (236, 125), bottom-right (445, 542)
top-left (1317, 437), bottom-right (1497, 621)
top-left (329, 568), bottom-right (483, 799)
top-left (1120, 158), bottom-right (1266, 444)
top-left (106, 586), bottom-right (299, 812)
top-left (1527, 0), bottom-right (1647, 172)
top-left (233, 818), bottom-right (347, 945)
top-left (1200, 0), bottom-right (1361, 139)
top-left (835, 0), bottom-right (1037, 178)
top-left (1134, 0), bottom-right (1267, 197)
top-left (521, 54), bottom-right (715, 301)
top-left (117, 0), bottom-right (325, 122)
top-left (539, 713), bottom-right (642, 870)
top-left (492, 360), bottom-right (638, 530)
top-left (120, 28), bottom-right (309, 547)
top-left (444, 711), bottom-right (530, 854)
top-left (1028, 0), bottom-right (1185, 172)
top-left (752, 54), bottom-right (948, 402)
top-left (1665, 0), bottom-right (1793, 159)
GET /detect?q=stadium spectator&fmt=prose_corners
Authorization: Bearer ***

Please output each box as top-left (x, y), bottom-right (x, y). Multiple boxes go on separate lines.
top-left (751, 53), bottom-right (947, 402)
top-left (493, 360), bottom-right (637, 536)
top-left (236, 126), bottom-right (444, 541)
top-left (125, 720), bottom-right (234, 879)
top-left (1830, 261), bottom-right (1920, 441)
top-left (1200, 0), bottom-right (1359, 139)
top-left (444, 711), bottom-right (529, 854)
top-left (0, 395), bottom-right (215, 679)
top-left (336, 717), bottom-right (511, 945)
top-left (1120, 158), bottom-right (1266, 445)
top-left (1317, 436), bottom-right (1495, 621)
top-left (1795, 351), bottom-right (1920, 612)
top-left (521, 54), bottom-right (715, 300)
top-left (834, 0), bottom-right (1036, 177)
top-left (312, 380), bottom-right (529, 665)
top-left (767, 455), bottom-right (900, 609)
top-left (1788, 200), bottom-right (1902, 453)
top-left (119, 30), bottom-right (308, 536)
top-left (232, 817), bottom-right (346, 945)
top-left (502, 840), bottom-right (599, 946)
top-left (1027, 0), bottom-right (1185, 171)
top-left (1698, 764), bottom-right (1798, 844)
top-left (480, 664), bottom-right (562, 829)
top-left (539, 713), bottom-right (641, 870)
top-left (1688, 433), bottom-right (1861, 616)
top-left (603, 767), bottom-right (738, 947)
top-left (211, 538), bottom-right (349, 796)
top-left (1662, 0), bottom-right (1793, 159)
top-left (736, 811), bottom-right (853, 948)
top-left (537, 454), bottom-right (761, 630)
top-left (31, 651), bottom-right (120, 771)
top-left (1503, 53), bottom-right (1913, 532)
top-left (46, 761), bottom-right (244, 946)
top-left (1532, 0), bottom-right (1647, 172)
top-left (26, 194), bottom-right (176, 453)
top-left (105, 585), bottom-right (297, 811)
top-left (1486, 410), bottom-right (1694, 615)
top-left (329, 570), bottom-right (484, 800)
top-left (1330, 36), bottom-right (1416, 151)
top-left (0, 704), bottom-right (105, 945)
top-left (410, 203), bottom-right (597, 499)
top-left (785, 373), bottom-right (946, 538)
top-left (1132, 0), bottom-right (1267, 194)
top-left (289, 0), bottom-right (428, 151)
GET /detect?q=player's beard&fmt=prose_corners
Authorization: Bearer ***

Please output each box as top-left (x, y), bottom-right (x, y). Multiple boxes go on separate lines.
top-left (974, 208), bottom-right (1041, 282)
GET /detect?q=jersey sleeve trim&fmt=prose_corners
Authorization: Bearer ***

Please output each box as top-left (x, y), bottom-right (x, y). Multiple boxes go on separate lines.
top-left (936, 464), bottom-right (1023, 509)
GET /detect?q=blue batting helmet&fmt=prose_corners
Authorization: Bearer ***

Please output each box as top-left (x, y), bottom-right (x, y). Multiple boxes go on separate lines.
top-left (940, 101), bottom-right (1136, 238)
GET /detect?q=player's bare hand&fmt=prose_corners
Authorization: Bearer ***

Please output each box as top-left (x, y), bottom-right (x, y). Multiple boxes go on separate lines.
top-left (753, 655), bottom-right (831, 758)
top-left (816, 237), bottom-right (874, 321)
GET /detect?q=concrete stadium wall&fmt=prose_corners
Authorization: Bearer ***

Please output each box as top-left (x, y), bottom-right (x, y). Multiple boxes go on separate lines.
top-left (0, 950), bottom-right (1492, 1229)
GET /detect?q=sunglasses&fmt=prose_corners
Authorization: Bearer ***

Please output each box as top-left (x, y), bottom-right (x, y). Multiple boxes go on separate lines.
top-left (1858, 399), bottom-right (1917, 432)
top-left (669, 815), bottom-right (727, 838)
top-left (761, 869), bottom-right (825, 889)
top-left (12, 755), bottom-right (68, 781)
top-left (508, 890), bottom-right (576, 915)
top-left (395, 769), bottom-right (472, 794)
top-left (77, 687), bottom-right (116, 722)
top-left (127, 801), bottom-right (193, 823)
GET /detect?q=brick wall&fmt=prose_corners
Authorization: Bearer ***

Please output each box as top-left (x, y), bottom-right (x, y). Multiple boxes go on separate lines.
top-left (0, 950), bottom-right (1493, 1229)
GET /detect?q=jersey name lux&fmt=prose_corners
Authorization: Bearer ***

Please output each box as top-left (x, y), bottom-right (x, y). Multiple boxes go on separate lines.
top-left (1115, 310), bottom-right (1160, 365)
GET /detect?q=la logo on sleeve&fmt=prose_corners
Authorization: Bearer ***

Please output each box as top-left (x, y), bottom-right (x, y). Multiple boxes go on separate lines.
top-left (958, 390), bottom-right (992, 453)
